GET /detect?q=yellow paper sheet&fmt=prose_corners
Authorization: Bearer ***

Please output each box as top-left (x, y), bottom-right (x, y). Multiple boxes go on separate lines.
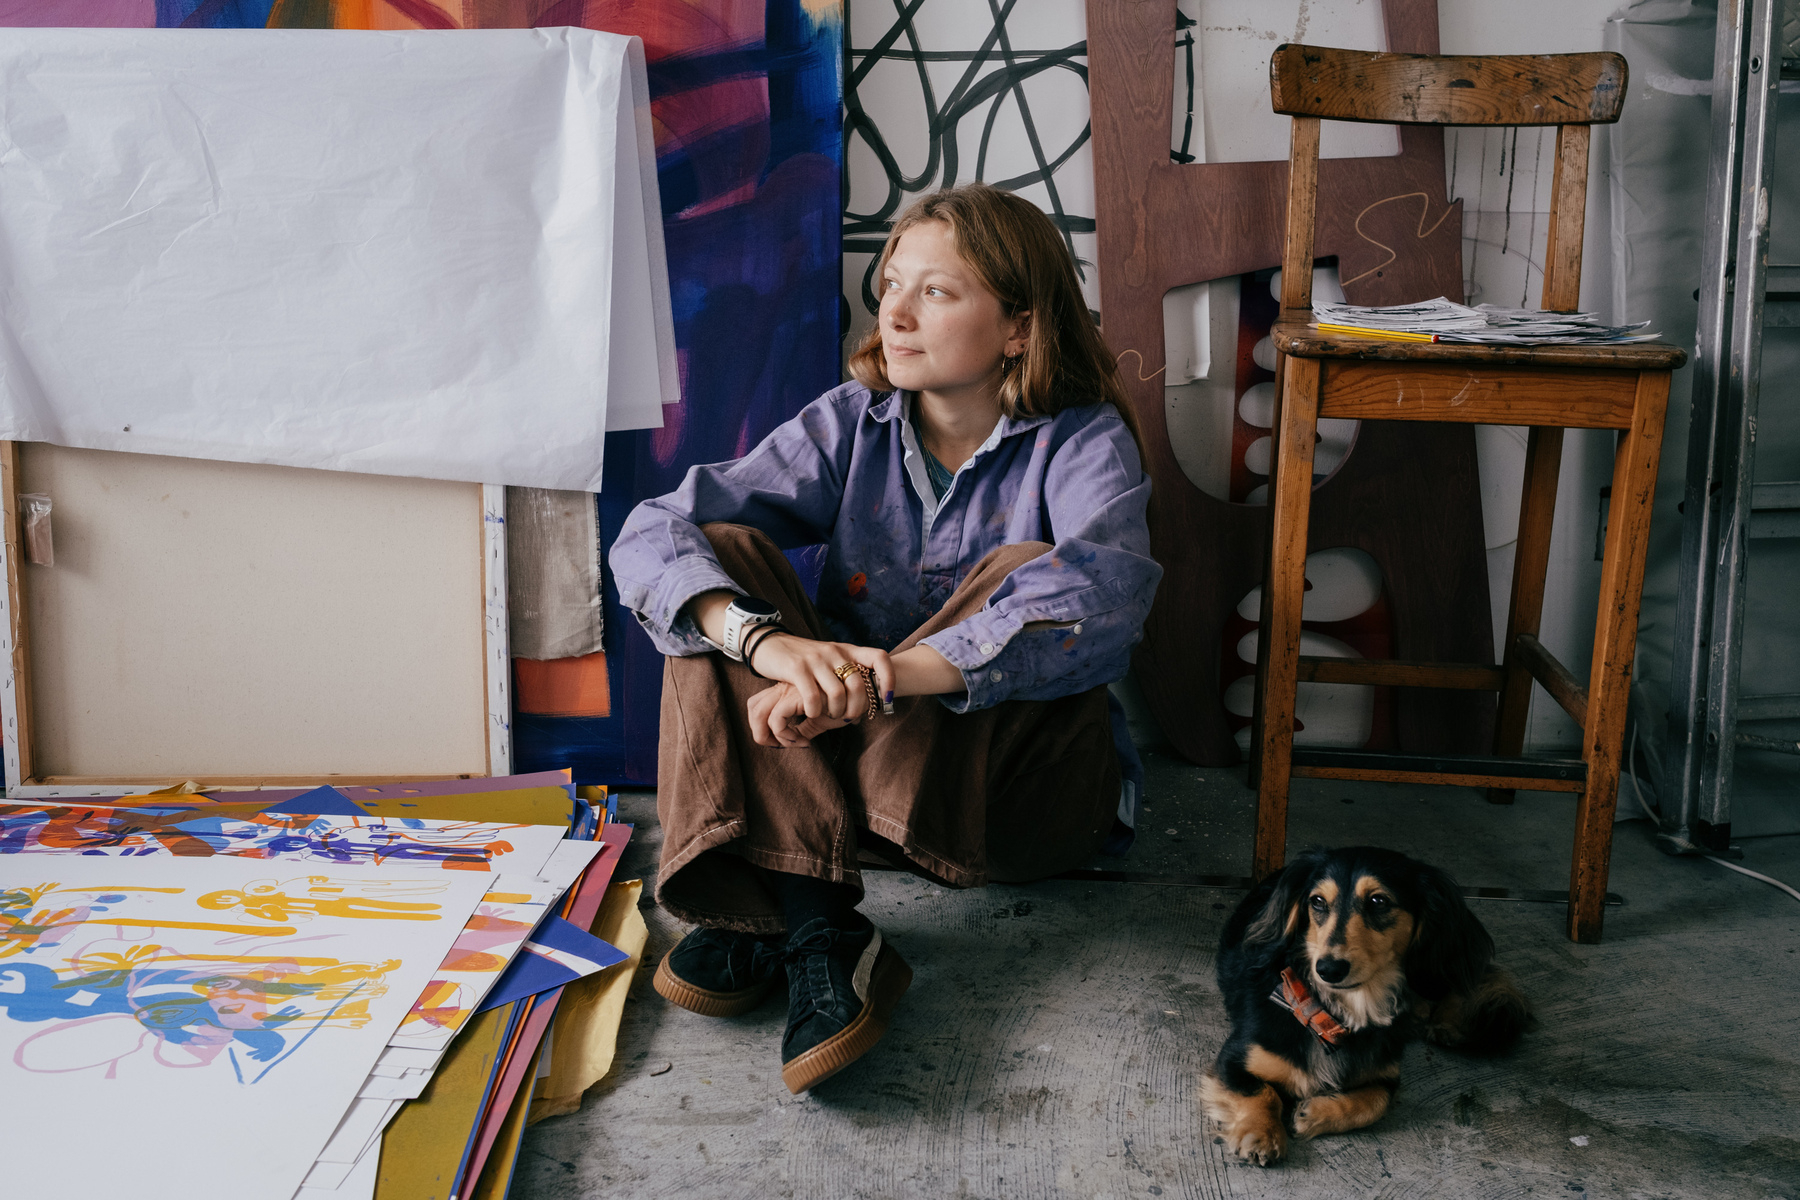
top-left (527, 878), bottom-right (648, 1123)
top-left (376, 1003), bottom-right (514, 1200)
top-left (467, 1038), bottom-right (547, 1200)
top-left (342, 786), bottom-right (574, 828)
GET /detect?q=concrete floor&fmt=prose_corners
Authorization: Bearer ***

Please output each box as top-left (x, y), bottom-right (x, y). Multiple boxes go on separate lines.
top-left (516, 745), bottom-right (1800, 1199)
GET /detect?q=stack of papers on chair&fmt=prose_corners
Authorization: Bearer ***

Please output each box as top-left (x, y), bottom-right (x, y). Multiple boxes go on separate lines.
top-left (1314, 298), bottom-right (1659, 344)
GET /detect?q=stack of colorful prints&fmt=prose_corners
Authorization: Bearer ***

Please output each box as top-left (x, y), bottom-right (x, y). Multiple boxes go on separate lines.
top-left (12, 769), bottom-right (584, 818)
top-left (0, 807), bottom-right (569, 874)
top-left (0, 855), bottom-right (494, 1198)
top-left (0, 773), bottom-right (633, 1200)
top-left (365, 825), bottom-right (635, 1200)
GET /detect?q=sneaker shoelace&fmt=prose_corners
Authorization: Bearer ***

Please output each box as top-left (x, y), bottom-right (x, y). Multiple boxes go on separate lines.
top-left (778, 925), bottom-right (867, 1029)
top-left (681, 929), bottom-right (783, 984)
top-left (777, 924), bottom-right (855, 963)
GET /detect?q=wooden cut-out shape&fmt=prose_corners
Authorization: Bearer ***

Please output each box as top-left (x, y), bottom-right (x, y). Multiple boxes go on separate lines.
top-left (1087, 0), bottom-right (1494, 763)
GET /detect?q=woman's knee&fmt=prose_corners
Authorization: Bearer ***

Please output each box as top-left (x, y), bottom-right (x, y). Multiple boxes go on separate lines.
top-left (693, 522), bottom-right (823, 637)
top-left (698, 522), bottom-right (797, 589)
top-left (699, 522), bottom-right (780, 563)
top-left (969, 540), bottom-right (1053, 581)
top-left (939, 541), bottom-right (1054, 617)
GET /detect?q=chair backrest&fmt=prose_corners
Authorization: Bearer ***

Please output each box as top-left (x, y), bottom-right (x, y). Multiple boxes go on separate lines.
top-left (1268, 45), bottom-right (1629, 316)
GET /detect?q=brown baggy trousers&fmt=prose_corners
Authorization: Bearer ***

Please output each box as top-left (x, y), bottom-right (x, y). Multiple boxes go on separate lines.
top-left (655, 523), bottom-right (1121, 934)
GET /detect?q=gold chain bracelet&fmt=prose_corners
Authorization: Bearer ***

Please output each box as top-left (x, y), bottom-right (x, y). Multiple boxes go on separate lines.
top-left (832, 662), bottom-right (880, 723)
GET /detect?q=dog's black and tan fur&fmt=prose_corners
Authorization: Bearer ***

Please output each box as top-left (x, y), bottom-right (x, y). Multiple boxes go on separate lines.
top-left (1201, 847), bottom-right (1530, 1164)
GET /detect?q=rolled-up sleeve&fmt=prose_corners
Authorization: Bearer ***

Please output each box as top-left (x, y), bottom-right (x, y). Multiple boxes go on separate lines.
top-left (610, 394), bottom-right (856, 656)
top-left (920, 409), bottom-right (1161, 711)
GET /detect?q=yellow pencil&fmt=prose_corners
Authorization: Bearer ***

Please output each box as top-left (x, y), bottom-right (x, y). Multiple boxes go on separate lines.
top-left (1315, 322), bottom-right (1441, 343)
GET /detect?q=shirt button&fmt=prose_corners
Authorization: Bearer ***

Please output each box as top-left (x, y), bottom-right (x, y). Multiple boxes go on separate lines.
top-left (979, 642), bottom-right (995, 655)
top-left (988, 669), bottom-right (1004, 682)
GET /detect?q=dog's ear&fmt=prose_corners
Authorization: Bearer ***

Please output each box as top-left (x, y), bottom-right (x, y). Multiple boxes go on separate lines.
top-left (1405, 862), bottom-right (1495, 1000)
top-left (1241, 851), bottom-right (1325, 961)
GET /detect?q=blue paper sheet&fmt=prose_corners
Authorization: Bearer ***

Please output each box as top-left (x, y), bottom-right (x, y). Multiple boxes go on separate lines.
top-left (261, 785), bottom-right (366, 817)
top-left (476, 915), bottom-right (627, 1012)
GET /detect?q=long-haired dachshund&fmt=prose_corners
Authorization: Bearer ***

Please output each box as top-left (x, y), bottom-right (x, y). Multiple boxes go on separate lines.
top-left (1201, 846), bottom-right (1530, 1165)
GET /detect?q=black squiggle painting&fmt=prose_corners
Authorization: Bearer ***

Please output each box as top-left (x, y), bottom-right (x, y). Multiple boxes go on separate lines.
top-left (844, 1), bottom-right (1088, 317)
top-left (842, 2), bottom-right (1196, 324)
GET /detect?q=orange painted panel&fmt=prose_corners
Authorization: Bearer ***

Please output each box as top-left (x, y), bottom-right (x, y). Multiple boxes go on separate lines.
top-left (514, 651), bottom-right (612, 718)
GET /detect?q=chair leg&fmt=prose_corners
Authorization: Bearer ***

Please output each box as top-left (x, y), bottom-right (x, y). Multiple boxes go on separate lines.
top-left (1247, 349), bottom-right (1286, 795)
top-left (1488, 426), bottom-right (1566, 805)
top-left (1568, 374), bottom-right (1669, 943)
top-left (1251, 356), bottom-right (1321, 881)
top-left (1252, 349), bottom-right (1281, 798)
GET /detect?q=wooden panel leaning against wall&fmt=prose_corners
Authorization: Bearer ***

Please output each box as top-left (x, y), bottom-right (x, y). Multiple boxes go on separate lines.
top-left (1086, 0), bottom-right (1495, 765)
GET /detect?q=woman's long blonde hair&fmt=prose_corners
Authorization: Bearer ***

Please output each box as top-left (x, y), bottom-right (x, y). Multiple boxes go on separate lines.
top-left (847, 184), bottom-right (1145, 457)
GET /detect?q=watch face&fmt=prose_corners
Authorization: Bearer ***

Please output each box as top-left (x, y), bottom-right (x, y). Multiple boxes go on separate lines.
top-left (732, 597), bottom-right (781, 619)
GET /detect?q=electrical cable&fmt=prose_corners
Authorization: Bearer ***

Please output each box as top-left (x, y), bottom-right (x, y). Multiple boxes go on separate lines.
top-left (1699, 854), bottom-right (1800, 903)
top-left (1625, 725), bottom-right (1800, 907)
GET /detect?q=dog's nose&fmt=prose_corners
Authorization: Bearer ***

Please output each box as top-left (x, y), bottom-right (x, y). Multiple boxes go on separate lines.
top-left (1315, 957), bottom-right (1351, 985)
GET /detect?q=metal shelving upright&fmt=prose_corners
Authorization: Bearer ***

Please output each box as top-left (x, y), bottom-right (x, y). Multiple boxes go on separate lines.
top-left (1663, 0), bottom-right (1800, 856)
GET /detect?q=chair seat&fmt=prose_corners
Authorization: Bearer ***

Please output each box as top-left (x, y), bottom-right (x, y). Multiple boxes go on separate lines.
top-left (1271, 318), bottom-right (1688, 371)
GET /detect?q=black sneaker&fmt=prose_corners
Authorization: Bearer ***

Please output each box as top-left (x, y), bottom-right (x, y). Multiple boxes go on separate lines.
top-left (778, 917), bottom-right (912, 1093)
top-left (653, 927), bottom-right (783, 1017)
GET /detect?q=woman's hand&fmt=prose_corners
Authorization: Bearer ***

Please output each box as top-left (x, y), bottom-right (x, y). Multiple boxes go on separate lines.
top-left (745, 683), bottom-right (853, 748)
top-left (744, 632), bottom-right (894, 747)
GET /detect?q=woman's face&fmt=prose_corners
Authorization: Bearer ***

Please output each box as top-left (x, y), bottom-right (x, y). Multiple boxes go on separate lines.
top-left (878, 220), bottom-right (1027, 406)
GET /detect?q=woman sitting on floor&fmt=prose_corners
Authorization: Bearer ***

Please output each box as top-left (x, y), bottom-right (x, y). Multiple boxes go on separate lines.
top-left (611, 182), bottom-right (1162, 1093)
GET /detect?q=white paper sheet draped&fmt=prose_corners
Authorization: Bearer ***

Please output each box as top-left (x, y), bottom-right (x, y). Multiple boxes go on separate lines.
top-left (0, 28), bottom-right (678, 491)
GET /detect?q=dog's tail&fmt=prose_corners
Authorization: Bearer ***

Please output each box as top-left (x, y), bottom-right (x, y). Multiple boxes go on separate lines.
top-left (1420, 964), bottom-right (1531, 1056)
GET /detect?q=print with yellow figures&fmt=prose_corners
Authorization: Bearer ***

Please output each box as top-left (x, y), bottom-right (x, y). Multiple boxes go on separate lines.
top-left (0, 855), bottom-right (493, 1200)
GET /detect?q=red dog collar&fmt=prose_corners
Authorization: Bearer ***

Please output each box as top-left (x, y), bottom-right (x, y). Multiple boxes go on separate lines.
top-left (1271, 967), bottom-right (1350, 1048)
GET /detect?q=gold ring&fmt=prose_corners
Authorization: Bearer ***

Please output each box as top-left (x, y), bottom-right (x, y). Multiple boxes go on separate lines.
top-left (832, 661), bottom-right (880, 722)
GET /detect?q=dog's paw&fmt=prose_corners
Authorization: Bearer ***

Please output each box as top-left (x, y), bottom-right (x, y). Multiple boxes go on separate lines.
top-left (1292, 1086), bottom-right (1392, 1138)
top-left (1225, 1123), bottom-right (1287, 1166)
top-left (1291, 1097), bottom-right (1327, 1139)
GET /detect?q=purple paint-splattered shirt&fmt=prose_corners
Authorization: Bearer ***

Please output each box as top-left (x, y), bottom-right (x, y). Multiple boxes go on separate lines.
top-left (610, 382), bottom-right (1161, 713)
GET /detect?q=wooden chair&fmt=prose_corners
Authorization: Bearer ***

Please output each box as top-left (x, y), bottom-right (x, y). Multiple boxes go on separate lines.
top-left (1250, 45), bottom-right (1688, 943)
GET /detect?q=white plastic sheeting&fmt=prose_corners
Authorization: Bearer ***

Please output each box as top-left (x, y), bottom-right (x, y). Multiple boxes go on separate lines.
top-left (0, 28), bottom-right (677, 492)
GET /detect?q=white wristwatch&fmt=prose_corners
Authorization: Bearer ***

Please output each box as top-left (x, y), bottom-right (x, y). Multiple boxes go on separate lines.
top-left (704, 596), bottom-right (783, 661)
